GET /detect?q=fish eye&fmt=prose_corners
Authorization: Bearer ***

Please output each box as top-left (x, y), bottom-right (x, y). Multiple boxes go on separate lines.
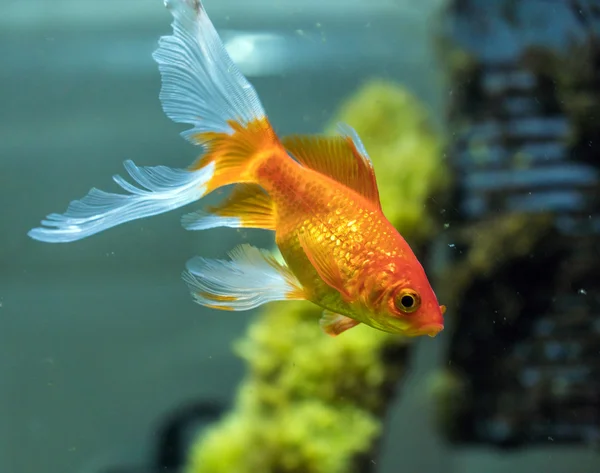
top-left (394, 289), bottom-right (421, 314)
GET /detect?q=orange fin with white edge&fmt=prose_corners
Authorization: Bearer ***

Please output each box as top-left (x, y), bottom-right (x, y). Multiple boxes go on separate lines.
top-left (320, 310), bottom-right (360, 336)
top-left (183, 244), bottom-right (305, 311)
top-left (298, 230), bottom-right (352, 300)
top-left (157, 0), bottom-right (282, 193)
top-left (189, 119), bottom-right (281, 193)
top-left (182, 184), bottom-right (276, 231)
top-left (282, 123), bottom-right (381, 209)
top-left (27, 0), bottom-right (281, 243)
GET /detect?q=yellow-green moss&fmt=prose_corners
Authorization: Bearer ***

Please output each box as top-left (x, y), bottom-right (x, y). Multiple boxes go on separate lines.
top-left (188, 307), bottom-right (388, 473)
top-left (236, 304), bottom-right (403, 411)
top-left (186, 79), bottom-right (449, 473)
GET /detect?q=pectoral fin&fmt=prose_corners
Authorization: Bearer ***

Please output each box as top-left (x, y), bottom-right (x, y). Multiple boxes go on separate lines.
top-left (298, 230), bottom-right (352, 300)
top-left (320, 310), bottom-right (360, 336)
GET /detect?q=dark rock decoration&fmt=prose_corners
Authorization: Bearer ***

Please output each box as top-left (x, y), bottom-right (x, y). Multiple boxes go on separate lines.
top-left (431, 0), bottom-right (600, 448)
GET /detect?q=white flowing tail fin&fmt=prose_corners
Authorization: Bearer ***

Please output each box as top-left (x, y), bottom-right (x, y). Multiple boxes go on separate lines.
top-left (27, 161), bottom-right (214, 243)
top-left (28, 0), bottom-right (273, 243)
top-left (153, 0), bottom-right (266, 141)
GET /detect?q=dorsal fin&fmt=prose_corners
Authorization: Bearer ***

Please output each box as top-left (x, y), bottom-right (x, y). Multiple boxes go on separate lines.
top-left (282, 123), bottom-right (381, 208)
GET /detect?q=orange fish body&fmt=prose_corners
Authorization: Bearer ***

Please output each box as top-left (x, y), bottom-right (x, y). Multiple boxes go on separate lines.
top-left (28, 0), bottom-right (444, 338)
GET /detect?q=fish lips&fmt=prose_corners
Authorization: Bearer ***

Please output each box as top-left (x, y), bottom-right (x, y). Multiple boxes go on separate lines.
top-left (405, 323), bottom-right (444, 338)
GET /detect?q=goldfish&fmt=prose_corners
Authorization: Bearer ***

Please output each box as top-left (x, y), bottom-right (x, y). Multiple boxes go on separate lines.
top-left (27, 0), bottom-right (445, 338)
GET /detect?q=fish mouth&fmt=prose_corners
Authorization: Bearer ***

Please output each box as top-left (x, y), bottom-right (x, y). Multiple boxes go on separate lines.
top-left (406, 323), bottom-right (444, 338)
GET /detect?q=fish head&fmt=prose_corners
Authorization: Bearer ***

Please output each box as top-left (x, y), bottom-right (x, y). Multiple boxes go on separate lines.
top-left (359, 264), bottom-right (445, 337)
top-left (385, 280), bottom-right (445, 337)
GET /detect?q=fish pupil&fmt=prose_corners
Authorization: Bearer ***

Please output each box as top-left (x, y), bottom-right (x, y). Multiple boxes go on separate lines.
top-left (401, 295), bottom-right (414, 308)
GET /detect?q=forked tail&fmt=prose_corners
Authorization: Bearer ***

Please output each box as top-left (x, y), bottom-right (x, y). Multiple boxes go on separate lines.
top-left (28, 0), bottom-right (278, 243)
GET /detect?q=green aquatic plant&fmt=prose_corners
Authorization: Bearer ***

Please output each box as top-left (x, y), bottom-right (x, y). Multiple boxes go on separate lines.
top-left (186, 79), bottom-right (449, 473)
top-left (188, 309), bottom-right (392, 473)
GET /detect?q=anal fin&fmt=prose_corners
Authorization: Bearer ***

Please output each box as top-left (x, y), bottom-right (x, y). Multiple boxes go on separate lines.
top-left (183, 244), bottom-right (304, 311)
top-left (182, 183), bottom-right (276, 231)
top-left (320, 310), bottom-right (360, 336)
